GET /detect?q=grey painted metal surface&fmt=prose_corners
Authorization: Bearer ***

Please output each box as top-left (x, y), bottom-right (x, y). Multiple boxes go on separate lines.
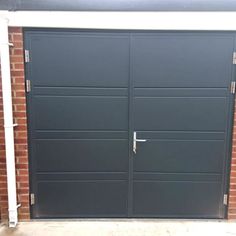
top-left (2, 0), bottom-right (236, 11)
top-left (24, 29), bottom-right (235, 219)
top-left (131, 34), bottom-right (235, 217)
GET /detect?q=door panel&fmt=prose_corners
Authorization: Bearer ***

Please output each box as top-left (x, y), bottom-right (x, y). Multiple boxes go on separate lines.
top-left (34, 96), bottom-right (128, 130)
top-left (132, 35), bottom-right (234, 87)
top-left (133, 181), bottom-right (222, 217)
top-left (26, 31), bottom-right (130, 218)
top-left (131, 34), bottom-right (234, 218)
top-left (37, 181), bottom-right (128, 217)
top-left (133, 140), bottom-right (224, 173)
top-left (134, 96), bottom-right (227, 131)
top-left (31, 34), bottom-right (129, 87)
top-left (35, 139), bottom-right (128, 172)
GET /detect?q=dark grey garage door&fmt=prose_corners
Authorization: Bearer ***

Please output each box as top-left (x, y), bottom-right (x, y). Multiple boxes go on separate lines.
top-left (25, 30), bottom-right (235, 219)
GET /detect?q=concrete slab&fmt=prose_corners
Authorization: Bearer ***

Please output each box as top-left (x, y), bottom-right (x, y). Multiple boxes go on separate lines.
top-left (0, 220), bottom-right (236, 236)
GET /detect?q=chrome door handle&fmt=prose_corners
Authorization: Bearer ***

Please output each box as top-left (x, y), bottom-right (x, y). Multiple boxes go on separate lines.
top-left (133, 131), bottom-right (147, 154)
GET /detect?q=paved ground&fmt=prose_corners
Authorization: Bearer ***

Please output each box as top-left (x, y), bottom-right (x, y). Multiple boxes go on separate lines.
top-left (0, 220), bottom-right (236, 236)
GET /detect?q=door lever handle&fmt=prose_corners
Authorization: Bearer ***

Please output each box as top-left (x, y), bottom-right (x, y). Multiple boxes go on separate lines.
top-left (133, 132), bottom-right (147, 154)
top-left (136, 138), bottom-right (147, 142)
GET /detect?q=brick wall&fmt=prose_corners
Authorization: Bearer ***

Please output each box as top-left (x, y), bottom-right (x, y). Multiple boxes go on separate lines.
top-left (0, 26), bottom-right (236, 222)
top-left (0, 27), bottom-right (30, 221)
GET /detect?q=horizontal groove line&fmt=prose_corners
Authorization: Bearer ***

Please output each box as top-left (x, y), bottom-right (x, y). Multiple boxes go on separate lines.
top-left (133, 180), bottom-right (221, 183)
top-left (35, 214), bottom-right (128, 218)
top-left (35, 130), bottom-right (222, 133)
top-left (33, 138), bottom-right (222, 141)
top-left (29, 32), bottom-right (130, 37)
top-left (135, 139), bottom-right (224, 141)
top-left (134, 96), bottom-right (226, 98)
top-left (37, 172), bottom-right (127, 174)
top-left (134, 87), bottom-right (228, 89)
top-left (134, 172), bottom-right (222, 175)
top-left (34, 86), bottom-right (128, 89)
top-left (34, 94), bottom-right (128, 99)
top-left (36, 130), bottom-right (128, 132)
top-left (34, 138), bottom-right (128, 141)
top-left (37, 172), bottom-right (221, 175)
top-left (137, 130), bottom-right (225, 133)
top-left (37, 180), bottom-right (127, 183)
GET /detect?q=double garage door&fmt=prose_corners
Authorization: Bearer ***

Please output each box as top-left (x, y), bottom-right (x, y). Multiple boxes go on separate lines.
top-left (25, 30), bottom-right (235, 219)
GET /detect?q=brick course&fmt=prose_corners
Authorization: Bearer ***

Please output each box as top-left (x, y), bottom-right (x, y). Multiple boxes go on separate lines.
top-left (0, 26), bottom-right (236, 221)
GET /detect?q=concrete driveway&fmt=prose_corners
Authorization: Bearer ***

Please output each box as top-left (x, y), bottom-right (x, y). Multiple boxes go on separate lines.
top-left (0, 220), bottom-right (236, 236)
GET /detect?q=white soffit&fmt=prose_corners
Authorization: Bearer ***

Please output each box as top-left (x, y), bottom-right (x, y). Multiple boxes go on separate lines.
top-left (1, 11), bottom-right (236, 30)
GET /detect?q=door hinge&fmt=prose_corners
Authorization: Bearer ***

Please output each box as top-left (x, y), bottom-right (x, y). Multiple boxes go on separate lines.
top-left (26, 80), bottom-right (31, 92)
top-left (223, 194), bottom-right (228, 205)
top-left (24, 49), bottom-right (30, 63)
top-left (231, 81), bottom-right (236, 94)
top-left (233, 52), bottom-right (236, 64)
top-left (30, 193), bottom-right (35, 205)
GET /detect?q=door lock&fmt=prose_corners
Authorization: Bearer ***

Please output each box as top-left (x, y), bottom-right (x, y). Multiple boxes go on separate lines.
top-left (133, 131), bottom-right (147, 154)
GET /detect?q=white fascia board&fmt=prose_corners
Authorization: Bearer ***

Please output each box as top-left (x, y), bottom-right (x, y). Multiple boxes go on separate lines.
top-left (1, 11), bottom-right (236, 30)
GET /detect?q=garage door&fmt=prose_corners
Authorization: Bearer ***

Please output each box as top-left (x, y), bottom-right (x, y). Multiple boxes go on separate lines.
top-left (25, 30), bottom-right (235, 219)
